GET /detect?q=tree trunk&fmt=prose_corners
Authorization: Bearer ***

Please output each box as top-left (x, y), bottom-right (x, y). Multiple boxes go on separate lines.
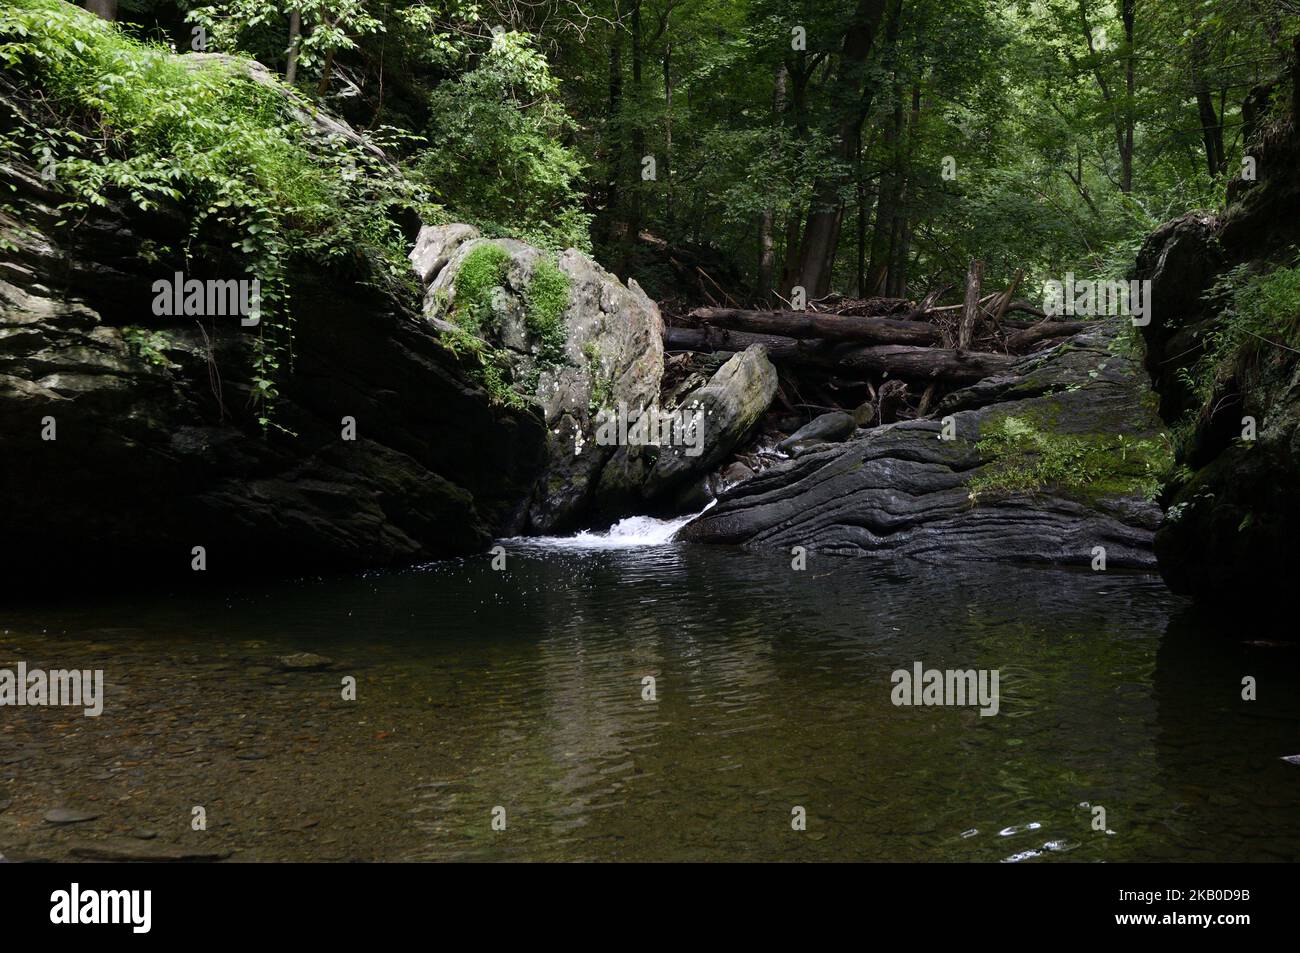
top-left (792, 0), bottom-right (893, 299)
top-left (1121, 0), bottom-right (1135, 193)
top-left (629, 1), bottom-right (646, 245)
top-left (83, 0), bottom-right (118, 20)
top-left (866, 95), bottom-right (904, 295)
top-left (839, 344), bottom-right (1016, 384)
top-left (957, 259), bottom-right (984, 350)
top-left (1005, 320), bottom-right (1091, 351)
top-left (316, 46), bottom-right (336, 97)
top-left (285, 11), bottom-right (302, 85)
top-left (887, 83), bottom-right (922, 298)
top-left (663, 41), bottom-right (674, 223)
top-left (664, 327), bottom-right (838, 367)
top-left (665, 328), bottom-right (1015, 383)
top-left (1079, 0), bottom-right (1132, 193)
top-left (758, 64), bottom-right (788, 302)
top-left (856, 140), bottom-right (869, 298)
top-left (604, 26), bottom-right (626, 260)
top-left (1191, 39), bottom-right (1225, 175)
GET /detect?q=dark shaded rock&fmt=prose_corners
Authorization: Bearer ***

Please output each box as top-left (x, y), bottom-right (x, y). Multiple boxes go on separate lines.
top-left (275, 652), bottom-right (333, 672)
top-left (667, 475), bottom-right (718, 514)
top-left (0, 78), bottom-right (546, 583)
top-left (1154, 357), bottom-right (1300, 601)
top-left (680, 321), bottom-right (1166, 568)
top-left (1133, 212), bottom-right (1222, 421)
top-left (720, 461), bottom-right (755, 485)
top-left (1133, 54), bottom-right (1300, 605)
top-left (877, 379), bottom-right (909, 424)
top-left (776, 411), bottom-right (856, 454)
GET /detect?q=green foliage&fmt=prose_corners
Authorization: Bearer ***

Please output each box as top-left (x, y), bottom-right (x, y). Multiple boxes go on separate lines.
top-left (585, 342), bottom-right (614, 414)
top-left (441, 245), bottom-right (571, 404)
top-left (187, 0), bottom-right (385, 84)
top-left (438, 319), bottom-right (527, 410)
top-left (523, 258), bottom-right (571, 365)
top-left (121, 326), bottom-right (174, 367)
top-left (0, 0), bottom-right (435, 429)
top-left (1187, 255), bottom-right (1300, 405)
top-left (969, 413), bottom-right (1173, 503)
top-left (414, 30), bottom-right (590, 251)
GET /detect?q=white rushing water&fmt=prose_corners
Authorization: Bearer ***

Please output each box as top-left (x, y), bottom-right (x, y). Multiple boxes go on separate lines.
top-left (505, 502), bottom-right (714, 551)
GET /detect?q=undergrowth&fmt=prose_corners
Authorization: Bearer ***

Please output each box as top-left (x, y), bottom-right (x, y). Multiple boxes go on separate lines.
top-left (0, 0), bottom-right (437, 429)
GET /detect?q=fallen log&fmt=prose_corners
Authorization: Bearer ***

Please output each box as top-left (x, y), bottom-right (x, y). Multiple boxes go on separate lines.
top-left (1005, 319), bottom-right (1092, 351)
top-left (665, 326), bottom-right (1020, 383)
top-left (663, 325), bottom-right (839, 366)
top-left (902, 284), bottom-right (952, 321)
top-left (838, 344), bottom-right (1017, 384)
top-left (687, 306), bottom-right (942, 346)
top-left (1006, 299), bottom-right (1048, 319)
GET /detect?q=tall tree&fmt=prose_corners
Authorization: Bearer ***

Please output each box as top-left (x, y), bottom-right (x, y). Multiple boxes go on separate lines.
top-left (791, 0), bottom-right (894, 300)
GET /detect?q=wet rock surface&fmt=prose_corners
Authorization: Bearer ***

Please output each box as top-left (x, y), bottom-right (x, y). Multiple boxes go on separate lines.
top-left (776, 410), bottom-right (857, 455)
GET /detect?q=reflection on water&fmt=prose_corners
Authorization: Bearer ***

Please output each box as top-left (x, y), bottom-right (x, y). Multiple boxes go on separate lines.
top-left (1, 544), bottom-right (1297, 862)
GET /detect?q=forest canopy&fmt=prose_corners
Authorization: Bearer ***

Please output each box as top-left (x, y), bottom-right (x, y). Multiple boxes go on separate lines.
top-left (9, 0), bottom-right (1300, 306)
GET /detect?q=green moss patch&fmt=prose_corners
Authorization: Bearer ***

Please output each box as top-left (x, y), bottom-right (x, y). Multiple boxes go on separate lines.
top-left (969, 413), bottom-right (1172, 503)
top-left (524, 257), bottom-right (571, 365)
top-left (451, 243), bottom-right (510, 332)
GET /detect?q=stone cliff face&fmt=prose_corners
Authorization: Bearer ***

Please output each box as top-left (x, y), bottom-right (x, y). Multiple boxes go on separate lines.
top-left (1134, 56), bottom-right (1300, 604)
top-left (682, 321), bottom-right (1169, 569)
top-left (0, 85), bottom-right (546, 580)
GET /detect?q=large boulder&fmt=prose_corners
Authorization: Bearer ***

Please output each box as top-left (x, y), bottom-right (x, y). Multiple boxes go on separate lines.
top-left (1153, 359), bottom-right (1300, 600)
top-left (680, 321), bottom-right (1169, 569)
top-left (412, 226), bottom-right (665, 531)
top-left (1133, 212), bottom-right (1221, 423)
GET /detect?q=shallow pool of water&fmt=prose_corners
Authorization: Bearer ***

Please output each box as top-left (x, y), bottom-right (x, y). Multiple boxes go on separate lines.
top-left (1, 540), bottom-right (1297, 861)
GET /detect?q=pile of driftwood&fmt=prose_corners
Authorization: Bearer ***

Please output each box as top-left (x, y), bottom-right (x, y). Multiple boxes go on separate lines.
top-left (663, 262), bottom-right (1086, 421)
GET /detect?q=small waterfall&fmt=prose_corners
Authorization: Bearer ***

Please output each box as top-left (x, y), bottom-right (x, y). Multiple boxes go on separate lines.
top-left (506, 502), bottom-right (714, 551)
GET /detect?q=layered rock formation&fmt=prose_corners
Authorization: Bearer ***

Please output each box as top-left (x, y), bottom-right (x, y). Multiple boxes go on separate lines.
top-left (681, 320), bottom-right (1169, 569)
